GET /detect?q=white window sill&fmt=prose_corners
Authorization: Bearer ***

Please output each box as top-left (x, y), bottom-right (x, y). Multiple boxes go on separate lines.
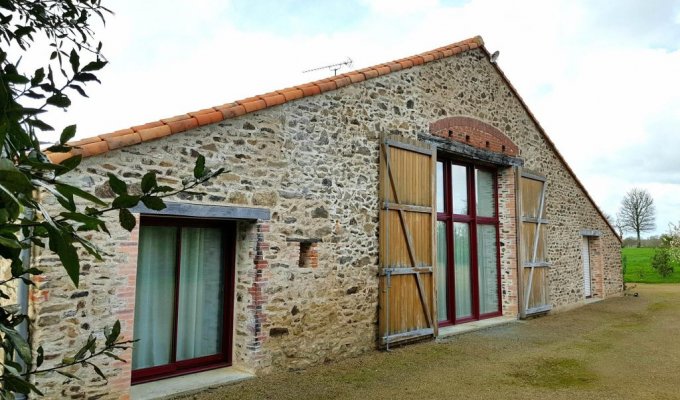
top-left (436, 315), bottom-right (518, 340)
top-left (131, 366), bottom-right (254, 400)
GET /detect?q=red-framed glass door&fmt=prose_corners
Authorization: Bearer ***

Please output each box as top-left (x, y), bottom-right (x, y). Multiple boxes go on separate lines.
top-left (436, 159), bottom-right (502, 326)
top-left (131, 216), bottom-right (236, 384)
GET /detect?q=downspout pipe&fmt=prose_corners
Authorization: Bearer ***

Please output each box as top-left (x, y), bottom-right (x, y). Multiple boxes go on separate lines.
top-left (16, 209), bottom-right (34, 400)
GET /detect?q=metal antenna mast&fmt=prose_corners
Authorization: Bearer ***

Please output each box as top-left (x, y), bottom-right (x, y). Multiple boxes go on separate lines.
top-left (303, 57), bottom-right (353, 76)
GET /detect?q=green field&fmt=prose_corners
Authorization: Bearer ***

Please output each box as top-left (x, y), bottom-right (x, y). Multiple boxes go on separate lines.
top-left (622, 247), bottom-right (680, 283)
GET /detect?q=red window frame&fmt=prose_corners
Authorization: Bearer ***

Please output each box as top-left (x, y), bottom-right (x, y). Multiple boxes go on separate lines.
top-left (437, 159), bottom-right (502, 327)
top-left (131, 216), bottom-right (236, 384)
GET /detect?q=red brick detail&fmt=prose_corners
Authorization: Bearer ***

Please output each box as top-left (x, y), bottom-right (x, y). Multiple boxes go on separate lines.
top-left (429, 116), bottom-right (519, 156)
top-left (247, 222), bottom-right (270, 351)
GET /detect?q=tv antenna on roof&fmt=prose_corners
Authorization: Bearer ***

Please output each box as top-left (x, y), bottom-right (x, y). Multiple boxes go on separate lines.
top-left (303, 57), bottom-right (353, 76)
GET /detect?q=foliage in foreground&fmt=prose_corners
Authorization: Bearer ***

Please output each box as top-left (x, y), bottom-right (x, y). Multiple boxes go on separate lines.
top-left (0, 0), bottom-right (222, 396)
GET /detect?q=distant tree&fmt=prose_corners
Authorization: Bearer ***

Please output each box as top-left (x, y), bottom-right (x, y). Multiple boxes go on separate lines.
top-left (617, 188), bottom-right (656, 248)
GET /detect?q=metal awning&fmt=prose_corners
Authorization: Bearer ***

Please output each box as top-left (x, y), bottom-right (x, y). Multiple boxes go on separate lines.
top-left (131, 201), bottom-right (270, 220)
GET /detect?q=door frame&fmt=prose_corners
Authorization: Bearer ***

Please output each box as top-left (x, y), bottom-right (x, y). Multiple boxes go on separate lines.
top-left (436, 157), bottom-right (502, 327)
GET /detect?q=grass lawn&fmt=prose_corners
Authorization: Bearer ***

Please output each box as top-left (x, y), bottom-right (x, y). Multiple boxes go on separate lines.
top-left (622, 247), bottom-right (680, 283)
top-left (185, 284), bottom-right (680, 400)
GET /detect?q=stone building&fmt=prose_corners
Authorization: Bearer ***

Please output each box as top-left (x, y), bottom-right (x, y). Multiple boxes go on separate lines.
top-left (30, 36), bottom-right (622, 398)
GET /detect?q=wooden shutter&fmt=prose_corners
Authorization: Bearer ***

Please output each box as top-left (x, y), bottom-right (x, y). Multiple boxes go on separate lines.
top-left (378, 135), bottom-right (437, 347)
top-left (518, 171), bottom-right (551, 316)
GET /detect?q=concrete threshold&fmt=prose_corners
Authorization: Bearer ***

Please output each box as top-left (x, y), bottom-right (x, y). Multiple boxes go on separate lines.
top-left (131, 366), bottom-right (254, 400)
top-left (436, 316), bottom-right (519, 341)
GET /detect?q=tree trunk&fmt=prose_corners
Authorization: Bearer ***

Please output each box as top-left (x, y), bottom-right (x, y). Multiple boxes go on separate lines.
top-left (637, 230), bottom-right (641, 248)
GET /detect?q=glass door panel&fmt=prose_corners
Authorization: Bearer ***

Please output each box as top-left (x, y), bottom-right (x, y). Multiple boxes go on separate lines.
top-left (476, 169), bottom-right (496, 217)
top-left (132, 226), bottom-right (177, 370)
top-left (176, 227), bottom-right (225, 361)
top-left (477, 225), bottom-right (499, 314)
top-left (452, 165), bottom-right (468, 215)
top-left (436, 221), bottom-right (448, 322)
top-left (454, 222), bottom-right (472, 319)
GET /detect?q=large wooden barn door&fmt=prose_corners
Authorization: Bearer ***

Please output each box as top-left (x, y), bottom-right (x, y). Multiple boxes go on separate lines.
top-left (519, 172), bottom-right (551, 316)
top-left (378, 135), bottom-right (437, 347)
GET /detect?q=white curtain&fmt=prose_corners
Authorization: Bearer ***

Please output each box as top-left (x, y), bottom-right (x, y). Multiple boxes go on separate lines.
top-left (454, 222), bottom-right (472, 319)
top-left (132, 226), bottom-right (177, 370)
top-left (176, 227), bottom-right (224, 361)
top-left (477, 225), bottom-right (499, 314)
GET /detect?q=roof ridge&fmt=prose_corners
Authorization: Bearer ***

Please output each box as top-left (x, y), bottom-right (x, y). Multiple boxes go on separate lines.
top-left (47, 36), bottom-right (485, 163)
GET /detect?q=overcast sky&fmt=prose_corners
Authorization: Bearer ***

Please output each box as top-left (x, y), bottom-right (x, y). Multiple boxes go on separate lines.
top-left (38, 0), bottom-right (680, 236)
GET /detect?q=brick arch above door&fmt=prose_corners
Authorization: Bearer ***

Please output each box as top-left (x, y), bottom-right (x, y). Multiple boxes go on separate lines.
top-left (429, 116), bottom-right (519, 157)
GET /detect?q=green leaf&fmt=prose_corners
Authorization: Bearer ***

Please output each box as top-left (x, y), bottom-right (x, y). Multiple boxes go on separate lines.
top-left (0, 323), bottom-right (32, 364)
top-left (26, 118), bottom-right (54, 131)
top-left (104, 352), bottom-right (126, 362)
top-left (60, 124), bottom-right (77, 144)
top-left (0, 235), bottom-right (22, 249)
top-left (55, 154), bottom-right (82, 173)
top-left (56, 370), bottom-right (81, 381)
top-left (119, 208), bottom-right (136, 231)
top-left (46, 94), bottom-right (71, 108)
top-left (112, 194), bottom-right (140, 209)
top-left (91, 363), bottom-right (107, 381)
top-left (31, 67), bottom-right (45, 86)
top-left (141, 172), bottom-right (157, 193)
top-left (55, 182), bottom-right (107, 206)
top-left (141, 196), bottom-right (165, 211)
top-left (0, 158), bottom-right (34, 194)
top-left (74, 72), bottom-right (100, 83)
top-left (106, 320), bottom-right (121, 346)
top-left (69, 48), bottom-right (79, 73)
top-left (193, 154), bottom-right (205, 178)
top-left (82, 60), bottom-right (107, 72)
top-left (107, 173), bottom-right (127, 195)
top-left (35, 346), bottom-right (45, 367)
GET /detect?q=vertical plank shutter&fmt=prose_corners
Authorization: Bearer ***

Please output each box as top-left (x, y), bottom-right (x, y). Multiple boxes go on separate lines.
top-left (378, 135), bottom-right (437, 347)
top-left (519, 173), bottom-right (551, 315)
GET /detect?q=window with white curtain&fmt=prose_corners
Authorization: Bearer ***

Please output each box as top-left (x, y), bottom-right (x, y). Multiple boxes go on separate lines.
top-left (131, 217), bottom-right (234, 383)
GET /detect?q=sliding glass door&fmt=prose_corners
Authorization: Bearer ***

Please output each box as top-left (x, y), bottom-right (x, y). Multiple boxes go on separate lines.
top-left (132, 217), bottom-right (235, 383)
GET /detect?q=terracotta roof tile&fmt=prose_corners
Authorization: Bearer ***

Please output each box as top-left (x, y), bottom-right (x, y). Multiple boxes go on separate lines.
top-left (167, 117), bottom-right (199, 134)
top-left (298, 85), bottom-right (321, 97)
top-left (80, 141), bottom-right (109, 157)
top-left (347, 73), bottom-right (366, 84)
top-left (263, 94), bottom-right (286, 107)
top-left (241, 99), bottom-right (267, 113)
top-left (281, 88), bottom-right (304, 101)
top-left (45, 36), bottom-right (485, 162)
top-left (194, 110), bottom-right (223, 126)
top-left (131, 121), bottom-right (164, 132)
top-left (316, 81), bottom-right (337, 93)
top-left (217, 104), bottom-right (246, 119)
top-left (137, 125), bottom-right (172, 142)
top-left (100, 129), bottom-right (135, 139)
top-left (107, 132), bottom-right (142, 150)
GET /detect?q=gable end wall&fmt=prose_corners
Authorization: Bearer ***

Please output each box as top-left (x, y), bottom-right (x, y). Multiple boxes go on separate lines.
top-left (28, 48), bottom-right (621, 398)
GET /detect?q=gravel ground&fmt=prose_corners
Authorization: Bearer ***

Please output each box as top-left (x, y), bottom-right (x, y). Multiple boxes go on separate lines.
top-left (182, 284), bottom-right (680, 400)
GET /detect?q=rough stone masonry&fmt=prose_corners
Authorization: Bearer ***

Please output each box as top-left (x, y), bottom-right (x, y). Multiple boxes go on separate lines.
top-left (27, 46), bottom-right (621, 399)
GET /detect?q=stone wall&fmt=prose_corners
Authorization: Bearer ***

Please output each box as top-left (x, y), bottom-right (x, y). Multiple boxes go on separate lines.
top-left (27, 47), bottom-right (621, 398)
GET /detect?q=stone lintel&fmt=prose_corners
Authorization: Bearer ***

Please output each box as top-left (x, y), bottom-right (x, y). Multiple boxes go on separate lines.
top-left (418, 133), bottom-right (524, 167)
top-left (131, 201), bottom-right (270, 220)
top-left (286, 237), bottom-right (322, 244)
